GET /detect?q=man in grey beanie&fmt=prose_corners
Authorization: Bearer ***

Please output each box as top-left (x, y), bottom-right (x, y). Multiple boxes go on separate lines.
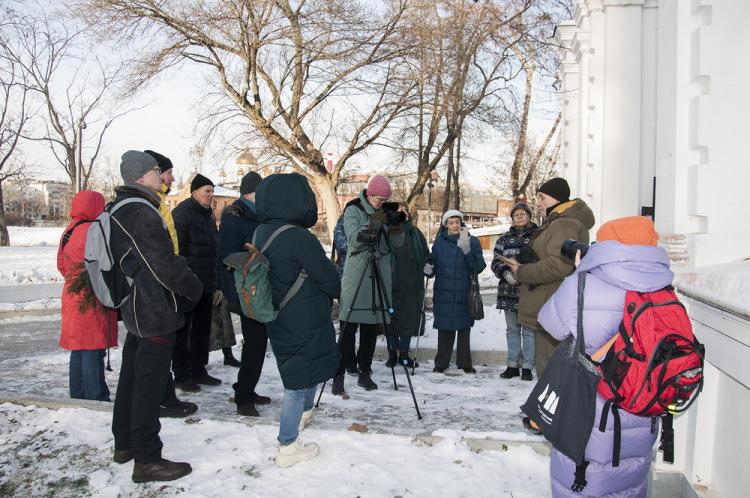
top-left (109, 150), bottom-right (202, 482)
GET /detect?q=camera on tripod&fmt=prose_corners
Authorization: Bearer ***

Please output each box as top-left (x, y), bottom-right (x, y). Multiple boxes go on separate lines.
top-left (356, 202), bottom-right (405, 247)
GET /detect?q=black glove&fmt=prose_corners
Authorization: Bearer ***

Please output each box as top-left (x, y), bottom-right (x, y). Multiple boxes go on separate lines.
top-left (516, 246), bottom-right (539, 264)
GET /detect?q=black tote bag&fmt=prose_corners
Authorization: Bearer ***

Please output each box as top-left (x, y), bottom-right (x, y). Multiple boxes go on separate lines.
top-left (520, 272), bottom-right (601, 464)
top-left (466, 270), bottom-right (484, 320)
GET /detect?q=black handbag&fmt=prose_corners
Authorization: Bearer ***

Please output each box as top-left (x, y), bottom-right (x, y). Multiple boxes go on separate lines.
top-left (521, 272), bottom-right (600, 466)
top-left (466, 270), bottom-right (484, 320)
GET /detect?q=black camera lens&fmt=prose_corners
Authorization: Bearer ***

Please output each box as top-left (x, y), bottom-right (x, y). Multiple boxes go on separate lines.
top-left (561, 239), bottom-right (589, 260)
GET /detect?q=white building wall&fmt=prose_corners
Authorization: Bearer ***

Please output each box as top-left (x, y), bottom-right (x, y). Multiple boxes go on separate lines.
top-left (560, 0), bottom-right (750, 267)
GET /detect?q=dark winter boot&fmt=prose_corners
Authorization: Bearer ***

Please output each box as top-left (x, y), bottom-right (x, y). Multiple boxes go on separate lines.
top-left (132, 459), bottom-right (192, 483)
top-left (237, 402), bottom-right (260, 417)
top-left (160, 399), bottom-right (198, 418)
top-left (357, 370), bottom-right (378, 391)
top-left (345, 365), bottom-right (359, 376)
top-left (385, 349), bottom-right (397, 368)
top-left (113, 449), bottom-right (133, 464)
top-left (332, 374), bottom-right (345, 395)
top-left (500, 367), bottom-right (520, 379)
top-left (521, 368), bottom-right (533, 381)
top-left (399, 354), bottom-right (417, 368)
top-left (222, 347), bottom-right (241, 367)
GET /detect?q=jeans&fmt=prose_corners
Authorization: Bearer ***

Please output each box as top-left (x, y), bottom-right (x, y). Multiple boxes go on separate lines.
top-left (386, 335), bottom-right (412, 356)
top-left (69, 349), bottom-right (110, 401)
top-left (504, 310), bottom-right (535, 369)
top-left (278, 385), bottom-right (318, 445)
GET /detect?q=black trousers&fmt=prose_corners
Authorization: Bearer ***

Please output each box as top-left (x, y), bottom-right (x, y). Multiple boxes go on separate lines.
top-left (337, 322), bottom-right (379, 375)
top-left (172, 292), bottom-right (213, 382)
top-left (112, 332), bottom-right (174, 464)
top-left (233, 308), bottom-right (268, 406)
top-left (434, 328), bottom-right (472, 370)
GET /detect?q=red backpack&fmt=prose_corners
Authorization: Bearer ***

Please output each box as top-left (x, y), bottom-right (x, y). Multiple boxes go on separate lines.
top-left (595, 286), bottom-right (704, 466)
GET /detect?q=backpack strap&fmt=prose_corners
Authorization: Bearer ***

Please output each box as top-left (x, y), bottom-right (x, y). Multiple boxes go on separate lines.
top-left (278, 270), bottom-right (308, 311)
top-left (252, 224), bottom-right (295, 251)
top-left (61, 219), bottom-right (91, 250)
top-left (252, 224), bottom-right (307, 311)
top-left (598, 399), bottom-right (623, 467)
top-left (110, 197), bottom-right (166, 229)
top-left (660, 413), bottom-right (675, 463)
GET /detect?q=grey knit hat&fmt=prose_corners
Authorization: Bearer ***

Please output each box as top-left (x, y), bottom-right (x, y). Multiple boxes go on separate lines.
top-left (441, 209), bottom-right (464, 226)
top-left (120, 150), bottom-right (158, 185)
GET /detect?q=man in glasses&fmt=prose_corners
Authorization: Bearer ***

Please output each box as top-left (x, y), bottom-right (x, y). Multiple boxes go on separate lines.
top-left (109, 151), bottom-right (203, 483)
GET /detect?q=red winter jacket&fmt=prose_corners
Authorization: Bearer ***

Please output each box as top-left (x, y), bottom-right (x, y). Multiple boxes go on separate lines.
top-left (57, 191), bottom-right (118, 351)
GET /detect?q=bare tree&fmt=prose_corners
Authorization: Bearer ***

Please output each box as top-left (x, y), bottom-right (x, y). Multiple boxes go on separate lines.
top-left (1, 6), bottom-right (134, 193)
top-left (393, 0), bottom-right (532, 218)
top-left (77, 0), bottom-right (416, 235)
top-left (0, 12), bottom-right (33, 246)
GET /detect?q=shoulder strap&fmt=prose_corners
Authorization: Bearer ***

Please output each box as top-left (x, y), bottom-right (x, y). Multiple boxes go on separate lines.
top-left (61, 219), bottom-right (90, 249)
top-left (278, 270), bottom-right (308, 311)
top-left (110, 197), bottom-right (165, 229)
top-left (253, 224), bottom-right (295, 252)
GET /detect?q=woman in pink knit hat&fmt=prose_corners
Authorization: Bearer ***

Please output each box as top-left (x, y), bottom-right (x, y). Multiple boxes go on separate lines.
top-left (333, 174), bottom-right (405, 395)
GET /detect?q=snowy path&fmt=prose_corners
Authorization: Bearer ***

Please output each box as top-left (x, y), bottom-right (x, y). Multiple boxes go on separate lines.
top-left (0, 402), bottom-right (550, 497)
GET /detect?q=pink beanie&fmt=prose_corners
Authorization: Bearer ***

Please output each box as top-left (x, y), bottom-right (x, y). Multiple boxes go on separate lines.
top-left (366, 175), bottom-right (392, 198)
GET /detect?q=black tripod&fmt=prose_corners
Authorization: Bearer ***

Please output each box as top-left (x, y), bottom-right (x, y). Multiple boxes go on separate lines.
top-left (316, 228), bottom-right (423, 420)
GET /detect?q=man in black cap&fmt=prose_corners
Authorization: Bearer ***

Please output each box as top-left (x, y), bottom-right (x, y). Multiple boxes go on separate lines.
top-left (109, 150), bottom-right (202, 482)
top-left (505, 177), bottom-right (595, 379)
top-left (216, 171), bottom-right (272, 416)
top-left (143, 150), bottom-right (199, 418)
top-left (171, 173), bottom-right (222, 391)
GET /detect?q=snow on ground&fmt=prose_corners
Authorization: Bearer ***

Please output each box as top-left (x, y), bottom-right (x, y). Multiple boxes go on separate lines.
top-left (674, 258), bottom-right (750, 316)
top-left (0, 297), bottom-right (61, 313)
top-left (7, 225), bottom-right (64, 246)
top-left (0, 312), bottom-right (546, 496)
top-left (0, 245), bottom-right (63, 285)
top-left (0, 402), bottom-right (550, 497)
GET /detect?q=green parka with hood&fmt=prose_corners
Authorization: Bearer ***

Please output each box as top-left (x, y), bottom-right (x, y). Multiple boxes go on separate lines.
top-left (254, 173), bottom-right (341, 390)
top-left (516, 198), bottom-right (595, 330)
top-left (339, 190), bottom-right (404, 325)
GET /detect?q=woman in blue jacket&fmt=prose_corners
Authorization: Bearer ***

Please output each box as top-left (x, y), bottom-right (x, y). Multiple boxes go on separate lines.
top-left (425, 210), bottom-right (486, 373)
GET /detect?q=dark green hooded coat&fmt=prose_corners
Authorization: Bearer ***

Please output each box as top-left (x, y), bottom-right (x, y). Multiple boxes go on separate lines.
top-left (391, 220), bottom-right (430, 337)
top-left (254, 173), bottom-right (341, 390)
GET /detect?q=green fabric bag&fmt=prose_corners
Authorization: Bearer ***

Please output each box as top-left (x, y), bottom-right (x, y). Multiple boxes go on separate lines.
top-left (223, 225), bottom-right (306, 323)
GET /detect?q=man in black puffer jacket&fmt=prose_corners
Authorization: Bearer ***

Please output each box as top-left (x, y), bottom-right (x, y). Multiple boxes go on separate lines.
top-left (171, 173), bottom-right (221, 390)
top-left (216, 171), bottom-right (272, 417)
top-left (109, 150), bottom-right (202, 482)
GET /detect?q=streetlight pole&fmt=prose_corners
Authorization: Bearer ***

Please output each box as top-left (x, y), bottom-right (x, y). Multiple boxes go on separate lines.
top-left (75, 119), bottom-right (86, 193)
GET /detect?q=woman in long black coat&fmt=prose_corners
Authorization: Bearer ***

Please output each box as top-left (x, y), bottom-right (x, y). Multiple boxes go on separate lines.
top-left (254, 173), bottom-right (341, 468)
top-left (389, 203), bottom-right (430, 367)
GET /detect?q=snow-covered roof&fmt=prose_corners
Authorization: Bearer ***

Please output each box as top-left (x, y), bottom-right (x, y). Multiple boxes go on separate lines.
top-left (214, 185), bottom-right (240, 198)
top-left (469, 224), bottom-right (510, 237)
top-left (674, 259), bottom-right (750, 317)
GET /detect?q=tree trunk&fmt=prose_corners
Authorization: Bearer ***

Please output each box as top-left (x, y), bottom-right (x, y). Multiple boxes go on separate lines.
top-left (442, 142), bottom-right (455, 213)
top-left (453, 130), bottom-right (461, 209)
top-left (509, 62), bottom-right (534, 201)
top-left (312, 174), bottom-right (342, 241)
top-left (0, 181), bottom-right (9, 246)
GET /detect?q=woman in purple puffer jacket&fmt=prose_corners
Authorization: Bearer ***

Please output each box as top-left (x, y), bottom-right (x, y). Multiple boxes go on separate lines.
top-left (538, 216), bottom-right (674, 497)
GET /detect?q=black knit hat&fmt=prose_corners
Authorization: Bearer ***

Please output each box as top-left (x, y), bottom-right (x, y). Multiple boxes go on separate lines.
top-left (240, 171), bottom-right (262, 195)
top-left (190, 173), bottom-right (214, 193)
top-left (510, 202), bottom-right (532, 218)
top-left (537, 177), bottom-right (570, 202)
top-left (143, 150), bottom-right (173, 173)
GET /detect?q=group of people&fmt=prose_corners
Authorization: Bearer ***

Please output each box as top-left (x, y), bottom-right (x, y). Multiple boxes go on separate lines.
top-left (57, 152), bottom-right (671, 495)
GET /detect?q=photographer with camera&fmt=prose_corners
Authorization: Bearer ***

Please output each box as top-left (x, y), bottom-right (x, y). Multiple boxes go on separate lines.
top-left (333, 175), bottom-right (405, 395)
top-left (425, 210), bottom-right (486, 374)
top-left (504, 178), bottom-right (594, 379)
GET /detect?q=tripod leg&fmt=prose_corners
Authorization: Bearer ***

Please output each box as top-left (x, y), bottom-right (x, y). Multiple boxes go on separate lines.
top-left (315, 381), bottom-right (326, 407)
top-left (371, 254), bottom-right (423, 420)
top-left (412, 277), bottom-right (430, 376)
top-left (374, 280), bottom-right (399, 390)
